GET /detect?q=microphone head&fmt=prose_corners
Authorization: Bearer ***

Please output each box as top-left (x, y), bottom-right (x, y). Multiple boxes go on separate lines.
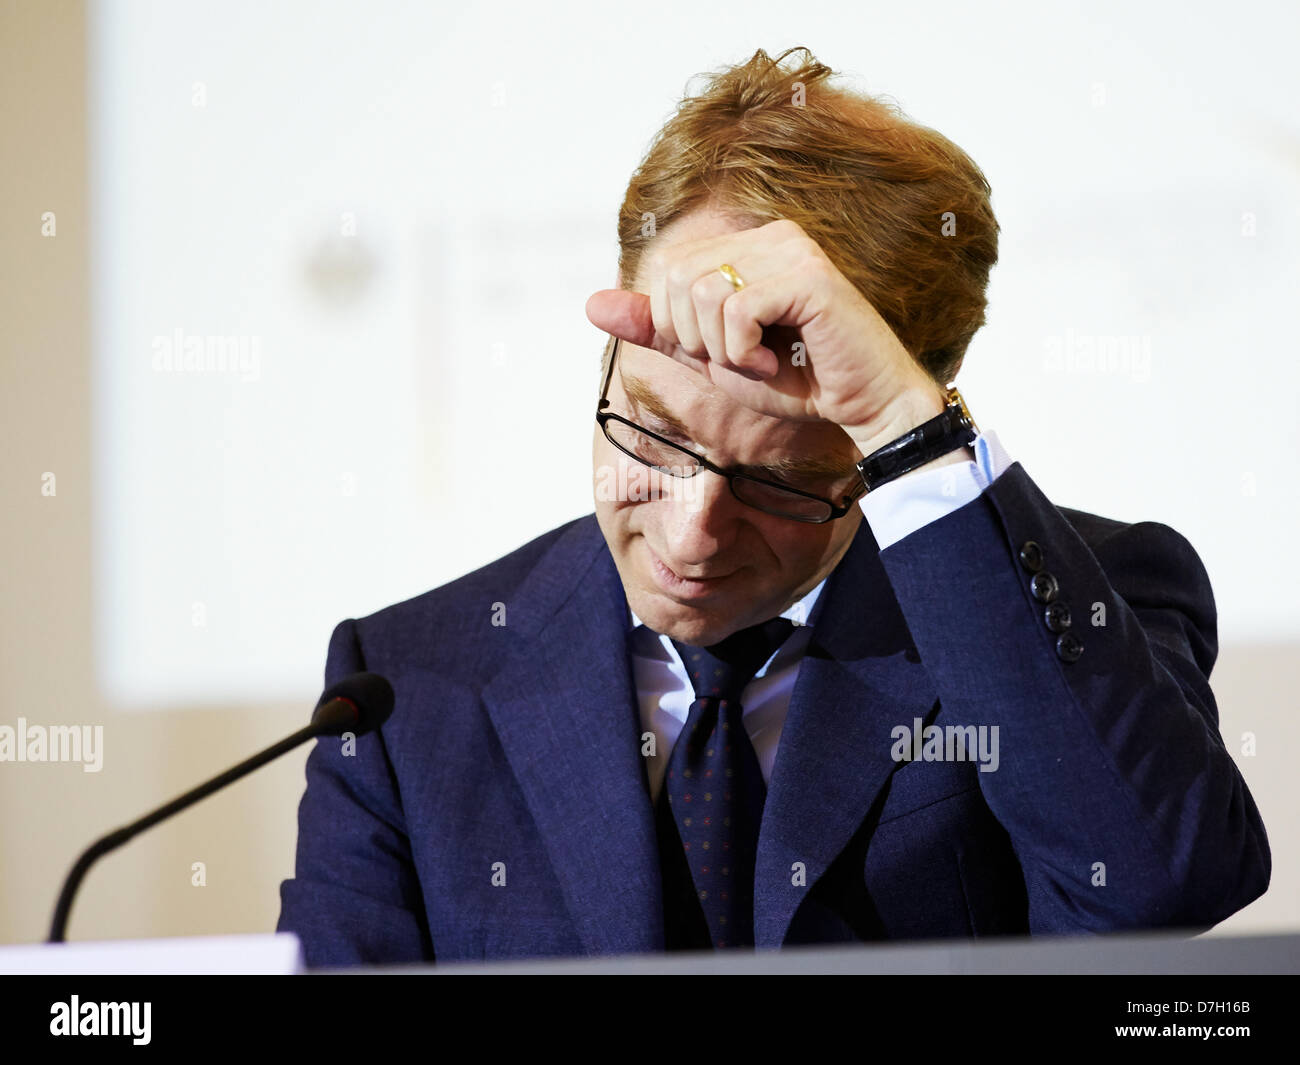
top-left (312, 671), bottom-right (395, 737)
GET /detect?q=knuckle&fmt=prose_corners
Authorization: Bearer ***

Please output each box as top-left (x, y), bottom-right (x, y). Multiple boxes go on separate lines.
top-left (689, 273), bottom-right (715, 301)
top-left (721, 293), bottom-right (748, 326)
top-left (665, 261), bottom-right (693, 290)
top-left (803, 247), bottom-right (833, 278)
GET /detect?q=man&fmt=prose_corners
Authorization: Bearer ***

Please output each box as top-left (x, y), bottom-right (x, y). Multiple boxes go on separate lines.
top-left (277, 47), bottom-right (1269, 965)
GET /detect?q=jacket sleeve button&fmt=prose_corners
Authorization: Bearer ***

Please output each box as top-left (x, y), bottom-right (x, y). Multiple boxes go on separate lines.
top-left (1030, 571), bottom-right (1059, 603)
top-left (1018, 541), bottom-right (1044, 573)
top-left (1044, 601), bottom-right (1072, 633)
top-left (1056, 632), bottom-right (1084, 662)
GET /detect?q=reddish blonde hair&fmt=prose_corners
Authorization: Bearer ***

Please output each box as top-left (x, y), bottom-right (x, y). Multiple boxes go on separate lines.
top-left (614, 46), bottom-right (999, 386)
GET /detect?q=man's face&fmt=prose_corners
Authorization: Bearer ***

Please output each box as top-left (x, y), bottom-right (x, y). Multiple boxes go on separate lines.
top-left (592, 209), bottom-right (864, 647)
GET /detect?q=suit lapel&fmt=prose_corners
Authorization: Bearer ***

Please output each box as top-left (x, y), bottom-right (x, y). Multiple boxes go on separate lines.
top-left (754, 518), bottom-right (937, 948)
top-left (481, 518), bottom-right (662, 955)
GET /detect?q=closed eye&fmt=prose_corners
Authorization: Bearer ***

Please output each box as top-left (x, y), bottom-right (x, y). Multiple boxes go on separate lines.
top-left (645, 421), bottom-right (693, 447)
top-left (750, 469), bottom-right (799, 488)
top-left (743, 464), bottom-right (831, 489)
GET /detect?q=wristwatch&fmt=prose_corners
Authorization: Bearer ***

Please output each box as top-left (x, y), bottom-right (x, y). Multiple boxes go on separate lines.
top-left (856, 386), bottom-right (978, 492)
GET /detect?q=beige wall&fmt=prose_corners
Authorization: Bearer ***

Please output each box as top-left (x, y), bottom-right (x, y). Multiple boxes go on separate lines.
top-left (1, 2), bottom-right (1293, 947)
top-left (0, 0), bottom-right (308, 945)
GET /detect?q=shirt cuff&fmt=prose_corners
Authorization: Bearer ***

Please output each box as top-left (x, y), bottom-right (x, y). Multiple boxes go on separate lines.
top-left (858, 429), bottom-right (1014, 550)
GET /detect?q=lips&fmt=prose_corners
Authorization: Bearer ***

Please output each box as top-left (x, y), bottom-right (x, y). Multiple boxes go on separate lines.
top-left (645, 544), bottom-right (736, 601)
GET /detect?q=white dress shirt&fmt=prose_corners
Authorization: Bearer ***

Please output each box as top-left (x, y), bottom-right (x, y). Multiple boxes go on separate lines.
top-left (631, 429), bottom-right (1014, 800)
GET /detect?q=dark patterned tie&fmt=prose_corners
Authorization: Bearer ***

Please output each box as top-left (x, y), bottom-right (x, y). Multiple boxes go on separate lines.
top-left (659, 616), bottom-right (796, 949)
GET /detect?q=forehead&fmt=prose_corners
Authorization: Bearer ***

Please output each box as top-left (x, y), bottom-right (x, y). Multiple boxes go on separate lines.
top-left (631, 207), bottom-right (754, 290)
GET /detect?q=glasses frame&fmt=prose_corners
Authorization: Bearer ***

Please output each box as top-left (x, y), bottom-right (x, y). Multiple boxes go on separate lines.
top-left (595, 335), bottom-right (867, 524)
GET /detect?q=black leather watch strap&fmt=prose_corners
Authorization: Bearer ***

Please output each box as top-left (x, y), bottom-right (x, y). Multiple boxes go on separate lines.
top-left (856, 387), bottom-right (978, 492)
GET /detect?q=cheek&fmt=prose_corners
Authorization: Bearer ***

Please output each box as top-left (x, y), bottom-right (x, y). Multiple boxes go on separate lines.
top-left (757, 521), bottom-right (837, 573)
top-left (592, 441), bottom-right (656, 535)
top-left (592, 435), bottom-right (622, 503)
top-left (593, 452), bottom-right (634, 514)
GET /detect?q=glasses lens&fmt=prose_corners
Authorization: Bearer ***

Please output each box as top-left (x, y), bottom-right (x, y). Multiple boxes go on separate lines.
top-left (731, 475), bottom-right (833, 522)
top-left (599, 415), bottom-right (847, 522)
top-left (602, 419), bottom-right (699, 477)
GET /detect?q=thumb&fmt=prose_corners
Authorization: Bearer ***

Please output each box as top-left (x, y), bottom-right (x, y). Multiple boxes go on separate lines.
top-left (585, 289), bottom-right (662, 352)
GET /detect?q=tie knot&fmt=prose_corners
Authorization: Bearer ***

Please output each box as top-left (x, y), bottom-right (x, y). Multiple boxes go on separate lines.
top-left (671, 616), bottom-right (796, 704)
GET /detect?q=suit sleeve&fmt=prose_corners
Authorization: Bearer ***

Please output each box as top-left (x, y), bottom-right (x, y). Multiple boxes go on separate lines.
top-left (276, 618), bottom-right (434, 966)
top-left (873, 461), bottom-right (1271, 932)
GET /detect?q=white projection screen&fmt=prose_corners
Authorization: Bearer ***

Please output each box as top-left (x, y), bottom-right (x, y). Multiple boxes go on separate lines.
top-left (89, 1), bottom-right (1300, 709)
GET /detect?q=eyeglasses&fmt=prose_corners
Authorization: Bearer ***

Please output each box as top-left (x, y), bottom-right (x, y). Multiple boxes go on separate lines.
top-left (595, 335), bottom-right (866, 524)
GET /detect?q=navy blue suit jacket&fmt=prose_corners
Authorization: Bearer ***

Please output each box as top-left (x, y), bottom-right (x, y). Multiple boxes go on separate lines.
top-left (277, 462), bottom-right (1270, 966)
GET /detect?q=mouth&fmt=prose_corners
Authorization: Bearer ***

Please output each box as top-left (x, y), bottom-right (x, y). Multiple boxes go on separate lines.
top-left (645, 544), bottom-right (738, 601)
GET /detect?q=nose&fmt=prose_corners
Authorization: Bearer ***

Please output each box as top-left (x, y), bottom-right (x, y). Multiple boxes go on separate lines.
top-left (657, 469), bottom-right (746, 566)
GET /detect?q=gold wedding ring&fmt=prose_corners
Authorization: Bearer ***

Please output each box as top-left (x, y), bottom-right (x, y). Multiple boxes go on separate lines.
top-left (718, 263), bottom-right (745, 291)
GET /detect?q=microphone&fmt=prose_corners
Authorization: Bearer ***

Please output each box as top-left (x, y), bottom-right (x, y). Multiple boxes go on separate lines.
top-left (47, 671), bottom-right (396, 943)
top-left (310, 672), bottom-right (396, 737)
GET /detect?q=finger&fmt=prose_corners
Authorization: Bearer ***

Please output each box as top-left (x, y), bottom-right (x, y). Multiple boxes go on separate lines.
top-left (721, 273), bottom-right (810, 378)
top-left (661, 256), bottom-right (755, 374)
top-left (669, 240), bottom-right (790, 373)
top-left (694, 269), bottom-right (734, 370)
top-left (652, 231), bottom-right (756, 366)
top-left (716, 284), bottom-right (778, 378)
top-left (663, 255), bottom-right (703, 356)
top-left (646, 256), bottom-right (680, 351)
top-left (584, 289), bottom-right (662, 353)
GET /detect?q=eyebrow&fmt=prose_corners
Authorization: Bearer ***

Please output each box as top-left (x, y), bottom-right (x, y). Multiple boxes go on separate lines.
top-left (619, 373), bottom-right (858, 482)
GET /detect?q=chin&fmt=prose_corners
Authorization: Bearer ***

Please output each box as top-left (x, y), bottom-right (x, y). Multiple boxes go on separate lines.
top-left (628, 588), bottom-right (756, 647)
